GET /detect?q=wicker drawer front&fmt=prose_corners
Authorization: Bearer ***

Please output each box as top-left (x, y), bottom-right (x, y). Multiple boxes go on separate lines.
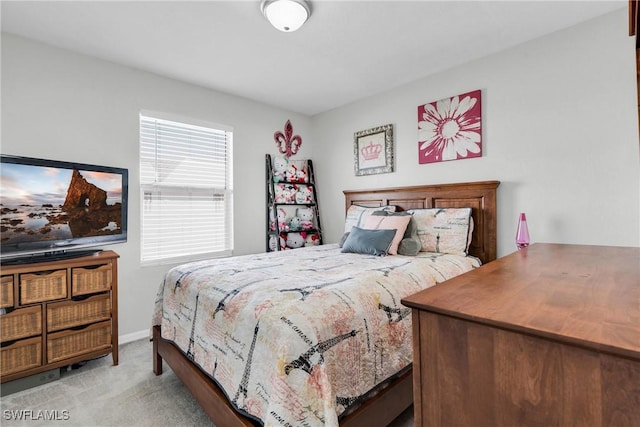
top-left (1, 275), bottom-right (14, 308)
top-left (0, 305), bottom-right (42, 343)
top-left (47, 294), bottom-right (111, 332)
top-left (47, 321), bottom-right (111, 364)
top-left (19, 270), bottom-right (67, 305)
top-left (72, 265), bottom-right (112, 296)
top-left (1, 337), bottom-right (42, 376)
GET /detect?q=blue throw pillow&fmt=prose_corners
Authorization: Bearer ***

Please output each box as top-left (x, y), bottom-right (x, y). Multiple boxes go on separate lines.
top-left (341, 226), bottom-right (397, 256)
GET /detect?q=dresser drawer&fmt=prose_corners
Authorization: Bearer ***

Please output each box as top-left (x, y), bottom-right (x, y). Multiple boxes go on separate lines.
top-left (1, 336), bottom-right (42, 376)
top-left (1, 275), bottom-right (14, 308)
top-left (47, 321), bottom-right (111, 364)
top-left (72, 265), bottom-right (112, 296)
top-left (47, 294), bottom-right (111, 332)
top-left (19, 270), bottom-right (67, 304)
top-left (0, 305), bottom-right (42, 343)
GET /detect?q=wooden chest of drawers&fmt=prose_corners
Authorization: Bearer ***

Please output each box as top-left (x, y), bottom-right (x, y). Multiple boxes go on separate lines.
top-left (402, 244), bottom-right (639, 427)
top-left (0, 251), bottom-right (119, 383)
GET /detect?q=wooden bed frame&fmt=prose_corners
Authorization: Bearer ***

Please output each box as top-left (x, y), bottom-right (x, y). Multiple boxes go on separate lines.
top-left (152, 180), bottom-right (500, 427)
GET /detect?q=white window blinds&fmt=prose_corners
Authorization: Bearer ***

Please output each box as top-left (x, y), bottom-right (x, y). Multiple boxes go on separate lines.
top-left (140, 113), bottom-right (233, 264)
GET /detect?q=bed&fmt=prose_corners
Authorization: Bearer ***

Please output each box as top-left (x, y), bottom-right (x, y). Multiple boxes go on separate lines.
top-left (152, 180), bottom-right (499, 427)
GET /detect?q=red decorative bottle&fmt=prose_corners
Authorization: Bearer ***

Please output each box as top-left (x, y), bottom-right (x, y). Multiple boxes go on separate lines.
top-left (515, 212), bottom-right (530, 250)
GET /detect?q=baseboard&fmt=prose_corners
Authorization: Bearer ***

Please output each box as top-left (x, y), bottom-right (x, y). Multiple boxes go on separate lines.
top-left (119, 329), bottom-right (150, 345)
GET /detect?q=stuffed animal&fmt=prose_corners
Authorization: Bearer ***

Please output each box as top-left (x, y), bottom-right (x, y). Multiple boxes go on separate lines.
top-left (295, 185), bottom-right (313, 204)
top-left (272, 156), bottom-right (289, 182)
top-left (285, 163), bottom-right (298, 182)
top-left (295, 166), bottom-right (308, 183)
top-left (297, 207), bottom-right (314, 230)
top-left (303, 186), bottom-right (314, 202)
top-left (269, 208), bottom-right (277, 231)
top-left (305, 233), bottom-right (320, 247)
top-left (278, 234), bottom-right (289, 250)
top-left (286, 161), bottom-right (308, 183)
top-left (276, 207), bottom-right (288, 231)
top-left (275, 184), bottom-right (296, 203)
top-left (294, 188), bottom-right (306, 204)
top-left (286, 232), bottom-right (305, 249)
top-left (288, 215), bottom-right (302, 231)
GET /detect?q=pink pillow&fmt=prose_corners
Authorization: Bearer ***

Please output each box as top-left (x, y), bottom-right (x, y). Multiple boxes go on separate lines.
top-left (363, 215), bottom-right (411, 255)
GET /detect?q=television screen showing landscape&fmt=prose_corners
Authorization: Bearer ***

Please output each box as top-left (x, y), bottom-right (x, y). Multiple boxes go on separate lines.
top-left (0, 163), bottom-right (124, 245)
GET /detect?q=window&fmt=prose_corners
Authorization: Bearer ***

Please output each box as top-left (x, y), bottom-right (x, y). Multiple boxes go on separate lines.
top-left (140, 112), bottom-right (233, 264)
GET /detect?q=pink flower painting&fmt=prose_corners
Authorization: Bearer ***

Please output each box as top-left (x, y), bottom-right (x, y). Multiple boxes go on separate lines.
top-left (418, 90), bottom-right (482, 164)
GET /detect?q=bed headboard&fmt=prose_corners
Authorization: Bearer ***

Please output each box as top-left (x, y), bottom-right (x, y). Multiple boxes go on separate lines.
top-left (343, 181), bottom-right (500, 264)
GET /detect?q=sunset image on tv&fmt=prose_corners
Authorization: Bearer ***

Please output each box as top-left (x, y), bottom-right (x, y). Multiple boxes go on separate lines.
top-left (0, 163), bottom-right (123, 244)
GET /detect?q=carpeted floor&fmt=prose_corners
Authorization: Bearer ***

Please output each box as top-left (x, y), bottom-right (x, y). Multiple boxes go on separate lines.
top-left (0, 339), bottom-right (414, 426)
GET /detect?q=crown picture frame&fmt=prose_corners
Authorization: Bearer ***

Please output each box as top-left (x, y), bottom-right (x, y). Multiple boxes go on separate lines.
top-left (354, 123), bottom-right (394, 176)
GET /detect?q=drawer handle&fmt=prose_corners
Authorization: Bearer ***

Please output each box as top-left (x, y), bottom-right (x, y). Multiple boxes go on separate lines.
top-left (69, 324), bottom-right (91, 331)
top-left (77, 264), bottom-right (107, 271)
top-left (31, 270), bottom-right (61, 276)
top-left (1, 340), bottom-right (18, 348)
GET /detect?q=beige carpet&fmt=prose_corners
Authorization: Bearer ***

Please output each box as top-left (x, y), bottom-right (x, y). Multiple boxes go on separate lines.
top-left (0, 339), bottom-right (414, 426)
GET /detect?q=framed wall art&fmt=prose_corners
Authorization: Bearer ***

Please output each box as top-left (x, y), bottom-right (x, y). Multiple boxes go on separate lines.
top-left (354, 123), bottom-right (394, 176)
top-left (417, 89), bottom-right (482, 164)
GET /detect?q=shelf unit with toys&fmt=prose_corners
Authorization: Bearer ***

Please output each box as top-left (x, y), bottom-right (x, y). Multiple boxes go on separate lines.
top-left (265, 154), bottom-right (323, 251)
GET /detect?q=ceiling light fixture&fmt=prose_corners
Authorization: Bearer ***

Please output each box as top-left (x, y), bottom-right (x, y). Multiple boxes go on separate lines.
top-left (260, 0), bottom-right (311, 32)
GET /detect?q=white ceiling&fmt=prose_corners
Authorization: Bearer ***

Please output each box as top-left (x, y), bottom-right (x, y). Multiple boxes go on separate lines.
top-left (1, 0), bottom-right (626, 116)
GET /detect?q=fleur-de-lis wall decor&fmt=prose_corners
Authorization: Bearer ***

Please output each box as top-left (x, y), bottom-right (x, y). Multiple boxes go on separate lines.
top-left (274, 120), bottom-right (302, 158)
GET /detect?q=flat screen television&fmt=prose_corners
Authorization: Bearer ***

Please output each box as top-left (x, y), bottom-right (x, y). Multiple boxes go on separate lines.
top-left (0, 155), bottom-right (128, 264)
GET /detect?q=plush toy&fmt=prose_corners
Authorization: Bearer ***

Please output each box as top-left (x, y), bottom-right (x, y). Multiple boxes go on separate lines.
top-left (297, 207), bottom-right (314, 230)
top-left (288, 215), bottom-right (302, 231)
top-left (276, 207), bottom-right (288, 231)
top-left (295, 185), bottom-right (313, 204)
top-left (275, 184), bottom-right (296, 203)
top-left (285, 163), bottom-right (298, 182)
top-left (305, 233), bottom-right (320, 247)
top-left (288, 185), bottom-right (299, 203)
top-left (274, 185), bottom-right (284, 203)
top-left (272, 156), bottom-right (289, 182)
top-left (286, 232), bottom-right (306, 249)
top-left (295, 166), bottom-right (308, 183)
top-left (294, 187), bottom-right (306, 204)
top-left (278, 234), bottom-right (289, 250)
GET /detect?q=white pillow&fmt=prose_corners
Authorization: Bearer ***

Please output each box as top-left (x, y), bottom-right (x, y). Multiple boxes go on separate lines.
top-left (407, 208), bottom-right (473, 255)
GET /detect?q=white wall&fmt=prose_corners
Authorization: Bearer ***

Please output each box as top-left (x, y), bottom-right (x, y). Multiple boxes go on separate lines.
top-left (2, 8), bottom-right (639, 341)
top-left (312, 8), bottom-right (640, 257)
top-left (1, 33), bottom-right (313, 341)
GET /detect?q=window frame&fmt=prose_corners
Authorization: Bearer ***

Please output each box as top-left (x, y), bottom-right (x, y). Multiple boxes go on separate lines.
top-left (139, 110), bottom-right (233, 266)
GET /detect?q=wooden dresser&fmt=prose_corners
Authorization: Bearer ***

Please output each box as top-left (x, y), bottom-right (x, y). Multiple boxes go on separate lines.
top-left (402, 243), bottom-right (640, 427)
top-left (0, 250), bottom-right (119, 383)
